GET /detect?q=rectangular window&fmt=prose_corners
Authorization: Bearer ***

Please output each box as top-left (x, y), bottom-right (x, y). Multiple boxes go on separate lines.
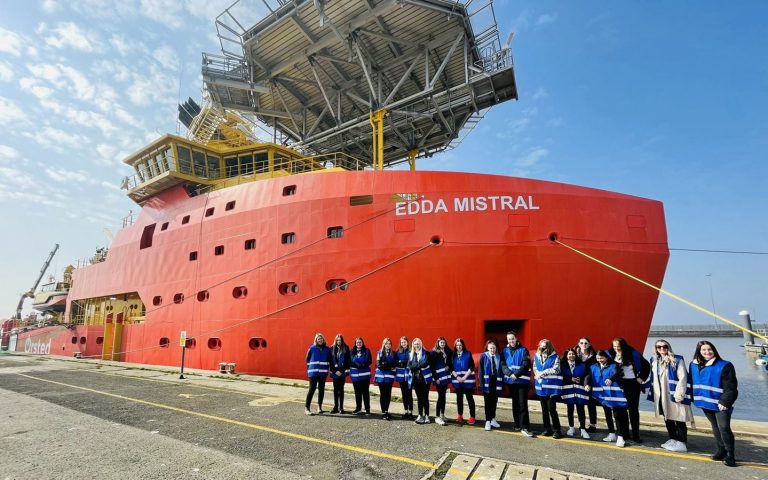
top-left (239, 154), bottom-right (254, 175)
top-left (244, 239), bottom-right (256, 250)
top-left (225, 157), bottom-right (238, 177)
top-left (207, 155), bottom-right (220, 179)
top-left (281, 232), bottom-right (296, 244)
top-left (214, 245), bottom-right (224, 255)
top-left (140, 223), bottom-right (157, 249)
top-left (193, 150), bottom-right (207, 177)
top-left (255, 152), bottom-right (269, 173)
top-left (189, 251), bottom-right (198, 261)
top-left (161, 222), bottom-right (169, 231)
top-left (181, 215), bottom-right (190, 224)
top-left (350, 195), bottom-right (373, 206)
top-left (205, 207), bottom-right (215, 217)
top-left (177, 145), bottom-right (192, 174)
top-left (225, 201), bottom-right (236, 211)
top-left (327, 226), bottom-right (343, 238)
top-left (282, 185), bottom-right (297, 196)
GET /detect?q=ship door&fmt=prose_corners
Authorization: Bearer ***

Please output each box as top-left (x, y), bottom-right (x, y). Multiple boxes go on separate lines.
top-left (101, 313), bottom-right (125, 361)
top-left (484, 320), bottom-right (527, 349)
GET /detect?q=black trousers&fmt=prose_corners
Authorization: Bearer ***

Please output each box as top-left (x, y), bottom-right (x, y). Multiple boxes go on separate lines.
top-left (483, 392), bottom-right (498, 421)
top-left (621, 379), bottom-right (642, 438)
top-left (399, 382), bottom-right (414, 411)
top-left (435, 384), bottom-right (448, 416)
top-left (413, 380), bottom-right (430, 416)
top-left (540, 396), bottom-right (561, 432)
top-left (587, 398), bottom-right (599, 425)
top-left (704, 408), bottom-right (735, 454)
top-left (567, 403), bottom-right (586, 429)
top-left (352, 381), bottom-right (371, 412)
top-left (659, 402), bottom-right (688, 442)
top-left (378, 383), bottom-right (393, 413)
top-left (305, 377), bottom-right (326, 409)
top-left (612, 407), bottom-right (630, 438)
top-left (509, 384), bottom-right (530, 429)
top-left (455, 389), bottom-right (476, 417)
top-left (332, 377), bottom-right (346, 411)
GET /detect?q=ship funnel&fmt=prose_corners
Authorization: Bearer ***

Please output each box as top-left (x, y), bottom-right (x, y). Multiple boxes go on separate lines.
top-left (739, 310), bottom-right (755, 345)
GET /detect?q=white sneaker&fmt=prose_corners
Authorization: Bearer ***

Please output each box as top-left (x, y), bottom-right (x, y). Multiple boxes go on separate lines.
top-left (435, 416), bottom-right (445, 425)
top-left (520, 428), bottom-right (535, 437)
top-left (415, 415), bottom-right (425, 424)
top-left (616, 436), bottom-right (625, 448)
top-left (485, 421), bottom-right (492, 431)
top-left (669, 440), bottom-right (687, 453)
top-left (603, 433), bottom-right (617, 442)
top-left (566, 427), bottom-right (576, 437)
top-left (580, 429), bottom-right (591, 439)
top-left (490, 419), bottom-right (501, 428)
top-left (661, 439), bottom-right (674, 449)
top-left (423, 416), bottom-right (431, 424)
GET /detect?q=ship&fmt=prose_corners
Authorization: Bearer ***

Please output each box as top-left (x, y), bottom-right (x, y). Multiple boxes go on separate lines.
top-left (11, 0), bottom-right (669, 378)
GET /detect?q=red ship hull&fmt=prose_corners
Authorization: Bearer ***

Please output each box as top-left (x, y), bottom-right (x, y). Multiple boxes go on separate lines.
top-left (15, 170), bottom-right (669, 377)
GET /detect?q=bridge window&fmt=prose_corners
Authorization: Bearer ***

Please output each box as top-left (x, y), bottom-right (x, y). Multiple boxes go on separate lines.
top-left (208, 338), bottom-right (222, 350)
top-left (140, 223), bottom-right (156, 249)
top-left (214, 245), bottom-right (224, 256)
top-left (189, 251), bottom-right (198, 261)
top-left (279, 282), bottom-right (299, 295)
top-left (225, 157), bottom-right (238, 177)
top-left (327, 226), bottom-right (343, 238)
top-left (225, 201), bottom-right (236, 211)
top-left (207, 154), bottom-right (220, 179)
top-left (255, 152), bottom-right (269, 173)
top-left (282, 185), bottom-right (296, 196)
top-left (239, 154), bottom-right (254, 175)
top-left (244, 239), bottom-right (256, 250)
top-left (176, 145), bottom-right (192, 174)
top-left (350, 195), bottom-right (373, 206)
top-left (159, 337), bottom-right (170, 348)
top-left (281, 232), bottom-right (296, 244)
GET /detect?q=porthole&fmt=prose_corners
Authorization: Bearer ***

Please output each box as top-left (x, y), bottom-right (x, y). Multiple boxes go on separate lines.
top-left (197, 290), bottom-right (209, 302)
top-left (161, 222), bottom-right (169, 231)
top-left (96, 337), bottom-right (104, 345)
top-left (261, 339), bottom-right (268, 348)
top-left (225, 201), bottom-right (236, 211)
top-left (71, 337), bottom-right (77, 344)
top-left (249, 337), bottom-right (261, 350)
top-left (153, 296), bottom-right (162, 306)
top-left (208, 338), bottom-right (222, 350)
top-left (173, 293), bottom-right (184, 304)
top-left (244, 239), bottom-right (256, 250)
top-left (214, 245), bottom-right (224, 256)
top-left (159, 337), bottom-right (170, 348)
top-left (189, 251), bottom-right (198, 261)
top-left (181, 215), bottom-right (190, 224)
top-left (325, 279), bottom-right (349, 292)
top-left (185, 338), bottom-right (196, 349)
top-left (281, 232), bottom-right (296, 244)
top-left (205, 207), bottom-right (215, 217)
top-left (232, 286), bottom-right (248, 299)
top-left (79, 337), bottom-right (87, 344)
top-left (279, 282), bottom-right (299, 295)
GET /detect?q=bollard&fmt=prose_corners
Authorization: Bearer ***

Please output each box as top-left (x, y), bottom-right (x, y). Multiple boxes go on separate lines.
top-left (739, 310), bottom-right (755, 345)
top-left (219, 362), bottom-right (228, 373)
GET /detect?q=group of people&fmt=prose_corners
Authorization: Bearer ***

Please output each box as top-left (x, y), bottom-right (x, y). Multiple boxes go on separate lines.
top-left (305, 332), bottom-right (739, 467)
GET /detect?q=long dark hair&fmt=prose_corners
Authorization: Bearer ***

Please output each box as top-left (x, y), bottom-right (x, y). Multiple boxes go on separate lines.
top-left (351, 336), bottom-right (366, 355)
top-left (332, 334), bottom-right (348, 355)
top-left (612, 337), bottom-right (635, 366)
top-left (561, 347), bottom-right (582, 364)
top-left (693, 340), bottom-right (722, 365)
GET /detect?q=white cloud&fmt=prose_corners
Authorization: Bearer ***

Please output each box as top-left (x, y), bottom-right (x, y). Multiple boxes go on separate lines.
top-left (0, 61), bottom-right (13, 82)
top-left (19, 77), bottom-right (56, 100)
top-left (41, 0), bottom-right (62, 13)
top-left (32, 126), bottom-right (90, 151)
top-left (0, 185), bottom-right (67, 208)
top-left (0, 28), bottom-right (25, 57)
top-left (516, 147), bottom-right (549, 168)
top-left (531, 87), bottom-right (549, 101)
top-left (126, 65), bottom-right (177, 108)
top-left (94, 60), bottom-right (133, 82)
top-left (536, 13), bottom-right (558, 27)
top-left (509, 117), bottom-right (530, 134)
top-left (0, 145), bottom-right (19, 159)
top-left (140, 0), bottom-right (184, 29)
top-left (153, 45), bottom-right (179, 71)
top-left (44, 166), bottom-right (90, 183)
top-left (0, 97), bottom-right (27, 125)
top-left (44, 22), bottom-right (95, 51)
top-left (95, 143), bottom-right (119, 166)
top-left (547, 117), bottom-right (564, 127)
top-left (0, 166), bottom-right (36, 189)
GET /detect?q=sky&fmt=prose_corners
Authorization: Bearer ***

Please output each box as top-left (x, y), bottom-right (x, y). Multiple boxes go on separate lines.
top-left (0, 1), bottom-right (765, 326)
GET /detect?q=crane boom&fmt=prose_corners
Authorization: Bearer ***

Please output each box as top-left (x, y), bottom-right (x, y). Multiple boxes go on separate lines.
top-left (15, 244), bottom-right (59, 320)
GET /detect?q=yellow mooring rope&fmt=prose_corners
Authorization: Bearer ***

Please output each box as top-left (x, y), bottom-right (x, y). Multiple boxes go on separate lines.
top-left (555, 239), bottom-right (768, 343)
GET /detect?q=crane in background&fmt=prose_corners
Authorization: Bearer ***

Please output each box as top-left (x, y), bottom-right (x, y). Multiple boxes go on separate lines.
top-left (15, 244), bottom-right (59, 320)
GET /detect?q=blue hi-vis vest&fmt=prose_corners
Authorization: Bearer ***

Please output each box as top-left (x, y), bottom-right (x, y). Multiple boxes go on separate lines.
top-left (349, 347), bottom-right (372, 382)
top-left (395, 350), bottom-right (410, 384)
top-left (590, 363), bottom-right (627, 408)
top-left (534, 354), bottom-right (563, 397)
top-left (480, 352), bottom-right (503, 394)
top-left (306, 345), bottom-right (331, 379)
top-left (561, 362), bottom-right (589, 405)
top-left (690, 359), bottom-right (732, 411)
top-left (329, 347), bottom-right (349, 379)
top-left (648, 355), bottom-right (692, 405)
top-left (374, 350), bottom-right (397, 384)
top-left (431, 350), bottom-right (452, 387)
top-left (503, 345), bottom-right (531, 385)
top-left (451, 350), bottom-right (476, 390)
top-left (407, 351), bottom-right (433, 388)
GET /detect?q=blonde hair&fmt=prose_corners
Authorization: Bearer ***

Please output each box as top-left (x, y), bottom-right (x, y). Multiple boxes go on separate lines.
top-left (537, 338), bottom-right (554, 356)
top-left (654, 339), bottom-right (678, 367)
top-left (314, 333), bottom-right (325, 346)
top-left (410, 337), bottom-right (424, 358)
top-left (381, 337), bottom-right (393, 353)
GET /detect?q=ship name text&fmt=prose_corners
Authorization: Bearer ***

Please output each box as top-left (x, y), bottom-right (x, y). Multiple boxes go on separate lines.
top-left (395, 195), bottom-right (540, 216)
top-left (24, 338), bottom-right (51, 355)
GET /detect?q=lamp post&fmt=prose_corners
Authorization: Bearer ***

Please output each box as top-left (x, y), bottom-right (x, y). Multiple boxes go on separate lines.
top-left (705, 274), bottom-right (717, 326)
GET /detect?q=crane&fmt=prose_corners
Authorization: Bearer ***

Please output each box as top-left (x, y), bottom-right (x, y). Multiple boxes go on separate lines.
top-left (15, 244), bottom-right (59, 320)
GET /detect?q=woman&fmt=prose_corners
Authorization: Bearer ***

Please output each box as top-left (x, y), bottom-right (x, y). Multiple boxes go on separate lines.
top-left (430, 336), bottom-right (453, 425)
top-left (649, 339), bottom-right (694, 452)
top-left (375, 337), bottom-right (398, 420)
top-left (451, 338), bottom-right (476, 425)
top-left (305, 333), bottom-right (332, 415)
top-left (349, 337), bottom-right (372, 415)
top-left (395, 336), bottom-right (414, 419)
top-left (329, 334), bottom-right (350, 414)
top-left (408, 337), bottom-right (433, 424)
top-left (590, 350), bottom-right (629, 447)
top-left (561, 348), bottom-right (591, 439)
top-left (609, 337), bottom-right (651, 443)
top-left (690, 341), bottom-right (738, 467)
top-left (501, 331), bottom-right (533, 436)
top-left (477, 340), bottom-right (503, 431)
top-left (575, 337), bottom-right (599, 432)
top-left (533, 339), bottom-right (563, 438)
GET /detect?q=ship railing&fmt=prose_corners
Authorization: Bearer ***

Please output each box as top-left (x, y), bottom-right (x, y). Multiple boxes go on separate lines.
top-left (202, 52), bottom-right (250, 82)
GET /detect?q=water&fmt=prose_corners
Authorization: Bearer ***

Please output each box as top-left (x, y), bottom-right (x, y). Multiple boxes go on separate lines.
top-left (641, 336), bottom-right (767, 422)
